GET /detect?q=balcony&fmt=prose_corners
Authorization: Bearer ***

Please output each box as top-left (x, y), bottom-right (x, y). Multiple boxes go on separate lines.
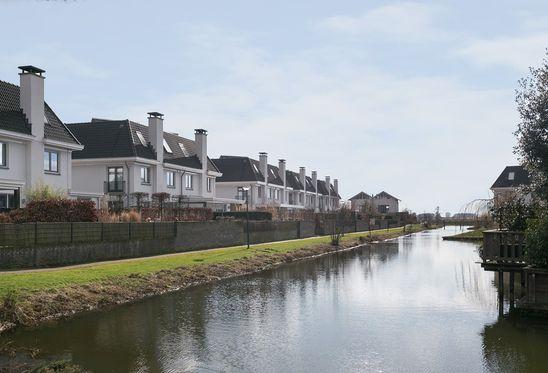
top-left (104, 181), bottom-right (125, 194)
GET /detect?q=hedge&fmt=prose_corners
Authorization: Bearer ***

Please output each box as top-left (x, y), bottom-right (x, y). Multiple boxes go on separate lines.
top-left (8, 199), bottom-right (98, 223)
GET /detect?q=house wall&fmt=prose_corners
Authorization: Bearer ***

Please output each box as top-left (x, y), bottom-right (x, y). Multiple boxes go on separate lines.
top-left (0, 137), bottom-right (27, 185)
top-left (41, 147), bottom-right (72, 193)
top-left (373, 196), bottom-right (399, 213)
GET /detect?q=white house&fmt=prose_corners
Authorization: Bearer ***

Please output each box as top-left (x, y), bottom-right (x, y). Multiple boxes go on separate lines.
top-left (0, 65), bottom-right (83, 210)
top-left (490, 165), bottom-right (531, 206)
top-left (68, 113), bottom-right (239, 209)
top-left (350, 191), bottom-right (399, 214)
top-left (213, 153), bottom-right (340, 211)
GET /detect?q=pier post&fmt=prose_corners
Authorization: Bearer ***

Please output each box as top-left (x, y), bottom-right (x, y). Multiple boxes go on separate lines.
top-left (520, 271), bottom-right (526, 299)
top-left (498, 270), bottom-right (504, 317)
top-left (509, 272), bottom-right (515, 310)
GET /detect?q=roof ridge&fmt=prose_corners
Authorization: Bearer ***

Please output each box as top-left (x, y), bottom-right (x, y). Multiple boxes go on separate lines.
top-left (0, 79), bottom-right (20, 88)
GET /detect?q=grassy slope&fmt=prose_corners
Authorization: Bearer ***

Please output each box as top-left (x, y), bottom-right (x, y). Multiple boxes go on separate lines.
top-left (0, 226), bottom-right (422, 298)
top-left (444, 228), bottom-right (485, 240)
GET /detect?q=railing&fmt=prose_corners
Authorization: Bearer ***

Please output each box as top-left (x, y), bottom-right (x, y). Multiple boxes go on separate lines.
top-left (104, 181), bottom-right (125, 194)
top-left (482, 230), bottom-right (526, 264)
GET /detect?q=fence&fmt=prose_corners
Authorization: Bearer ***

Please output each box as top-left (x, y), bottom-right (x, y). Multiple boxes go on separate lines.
top-left (481, 230), bottom-right (526, 263)
top-left (0, 219), bottom-right (398, 269)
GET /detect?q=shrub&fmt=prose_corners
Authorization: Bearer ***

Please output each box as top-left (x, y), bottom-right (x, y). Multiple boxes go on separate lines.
top-left (214, 211), bottom-right (272, 221)
top-left (490, 198), bottom-right (536, 231)
top-left (525, 213), bottom-right (548, 268)
top-left (120, 210), bottom-right (142, 222)
top-left (9, 199), bottom-right (98, 223)
top-left (25, 181), bottom-right (66, 202)
top-left (0, 213), bottom-right (11, 223)
top-left (142, 207), bottom-right (213, 222)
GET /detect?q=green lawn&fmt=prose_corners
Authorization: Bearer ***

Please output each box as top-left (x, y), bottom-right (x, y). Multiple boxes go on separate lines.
top-left (0, 225), bottom-right (421, 298)
top-left (444, 228), bottom-right (485, 241)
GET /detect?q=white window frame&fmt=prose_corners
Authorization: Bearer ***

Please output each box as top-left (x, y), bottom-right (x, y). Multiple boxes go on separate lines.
top-left (163, 139), bottom-right (173, 153)
top-left (0, 142), bottom-right (7, 168)
top-left (140, 166), bottom-right (150, 184)
top-left (185, 173), bottom-right (194, 190)
top-left (166, 170), bottom-right (175, 188)
top-left (43, 149), bottom-right (59, 173)
top-left (207, 177), bottom-right (213, 192)
top-left (178, 142), bottom-right (189, 156)
top-left (136, 131), bottom-right (146, 146)
top-left (508, 172), bottom-right (515, 180)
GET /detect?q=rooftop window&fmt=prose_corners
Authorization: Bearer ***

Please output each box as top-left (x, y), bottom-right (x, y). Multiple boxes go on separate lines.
top-left (163, 139), bottom-right (173, 153)
top-left (508, 172), bottom-right (515, 180)
top-left (179, 142), bottom-right (189, 156)
top-left (136, 131), bottom-right (146, 146)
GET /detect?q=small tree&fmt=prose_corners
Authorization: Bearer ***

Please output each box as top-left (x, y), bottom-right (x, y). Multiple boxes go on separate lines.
top-left (130, 192), bottom-right (148, 211)
top-left (152, 192), bottom-right (170, 221)
top-left (515, 52), bottom-right (548, 205)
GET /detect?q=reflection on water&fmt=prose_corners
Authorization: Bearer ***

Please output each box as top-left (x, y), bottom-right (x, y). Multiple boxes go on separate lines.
top-left (1, 227), bottom-right (548, 372)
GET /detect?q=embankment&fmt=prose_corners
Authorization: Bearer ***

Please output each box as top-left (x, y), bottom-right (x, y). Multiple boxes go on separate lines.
top-left (0, 225), bottom-right (425, 334)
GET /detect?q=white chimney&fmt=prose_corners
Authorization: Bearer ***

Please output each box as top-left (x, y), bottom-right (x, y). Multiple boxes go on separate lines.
top-left (194, 129), bottom-right (208, 169)
top-left (278, 159), bottom-right (286, 203)
top-left (195, 129), bottom-right (208, 194)
top-left (325, 175), bottom-right (331, 210)
top-left (312, 170), bottom-right (318, 211)
top-left (259, 152), bottom-right (268, 183)
top-left (148, 112), bottom-right (164, 163)
top-left (20, 66), bottom-right (46, 193)
top-left (19, 65), bottom-right (45, 139)
top-left (299, 167), bottom-right (306, 192)
top-left (334, 179), bottom-right (339, 195)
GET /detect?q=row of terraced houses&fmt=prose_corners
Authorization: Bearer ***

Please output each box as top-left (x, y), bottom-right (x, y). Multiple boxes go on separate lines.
top-left (0, 66), bottom-right (340, 212)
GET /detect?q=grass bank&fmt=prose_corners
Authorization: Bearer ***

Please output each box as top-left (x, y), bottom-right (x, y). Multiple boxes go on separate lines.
top-left (0, 225), bottom-right (425, 333)
top-left (442, 228), bottom-right (485, 242)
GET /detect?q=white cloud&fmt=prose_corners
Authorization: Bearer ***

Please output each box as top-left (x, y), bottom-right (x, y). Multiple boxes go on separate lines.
top-left (120, 24), bottom-right (517, 213)
top-left (318, 2), bottom-right (446, 42)
top-left (457, 33), bottom-right (548, 71)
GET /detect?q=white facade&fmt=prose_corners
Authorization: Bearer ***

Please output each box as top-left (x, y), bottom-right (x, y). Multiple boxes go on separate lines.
top-left (0, 66), bottom-right (83, 209)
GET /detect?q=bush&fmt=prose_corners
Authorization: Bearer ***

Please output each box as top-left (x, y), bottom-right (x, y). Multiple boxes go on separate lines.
top-left (9, 199), bottom-right (98, 223)
top-left (142, 207), bottom-right (213, 222)
top-left (490, 198), bottom-right (536, 231)
top-left (25, 181), bottom-right (66, 202)
top-left (214, 211), bottom-right (272, 221)
top-left (525, 213), bottom-right (548, 268)
top-left (0, 213), bottom-right (11, 223)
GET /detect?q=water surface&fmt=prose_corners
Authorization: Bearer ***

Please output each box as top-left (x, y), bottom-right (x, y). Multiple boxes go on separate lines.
top-left (2, 227), bottom-right (548, 372)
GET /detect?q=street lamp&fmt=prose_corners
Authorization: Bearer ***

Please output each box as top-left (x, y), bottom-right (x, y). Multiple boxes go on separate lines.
top-left (239, 186), bottom-right (251, 249)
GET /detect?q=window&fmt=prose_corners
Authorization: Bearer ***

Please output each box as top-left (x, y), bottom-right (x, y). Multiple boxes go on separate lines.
top-left (107, 167), bottom-right (124, 192)
top-left (252, 163), bottom-right (259, 174)
top-left (299, 193), bottom-right (303, 203)
top-left (140, 166), bottom-right (150, 184)
top-left (185, 174), bottom-right (193, 190)
top-left (268, 187), bottom-right (273, 199)
top-left (274, 189), bottom-right (279, 200)
top-left (508, 172), bottom-right (515, 180)
top-left (43, 150), bottom-right (59, 173)
top-left (0, 142), bottom-right (6, 167)
top-left (258, 186), bottom-right (263, 198)
top-left (136, 131), bottom-right (146, 146)
top-left (179, 143), bottom-right (189, 156)
top-left (207, 177), bottom-right (213, 192)
top-left (166, 171), bottom-right (175, 188)
top-left (163, 139), bottom-right (173, 153)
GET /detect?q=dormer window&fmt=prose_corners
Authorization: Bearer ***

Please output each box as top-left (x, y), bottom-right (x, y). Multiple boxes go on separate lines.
top-left (163, 139), bottom-right (173, 153)
top-left (252, 163), bottom-right (259, 174)
top-left (508, 172), bottom-right (515, 180)
top-left (179, 143), bottom-right (189, 156)
top-left (136, 131), bottom-right (146, 146)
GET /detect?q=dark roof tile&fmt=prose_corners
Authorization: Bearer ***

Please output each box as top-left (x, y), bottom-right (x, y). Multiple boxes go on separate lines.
top-left (491, 166), bottom-right (530, 189)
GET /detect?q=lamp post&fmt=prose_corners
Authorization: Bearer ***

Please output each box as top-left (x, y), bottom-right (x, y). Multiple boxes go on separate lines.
top-left (239, 186), bottom-right (251, 249)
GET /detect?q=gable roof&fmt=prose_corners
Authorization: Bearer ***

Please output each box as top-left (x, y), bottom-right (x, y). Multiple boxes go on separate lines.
top-left (286, 170), bottom-right (304, 190)
top-left (350, 191), bottom-right (372, 200)
top-left (305, 176), bottom-right (316, 193)
top-left (374, 191), bottom-right (399, 200)
top-left (491, 165), bottom-right (530, 189)
top-left (0, 80), bottom-right (79, 144)
top-left (67, 119), bottom-right (218, 172)
top-left (213, 156), bottom-right (284, 185)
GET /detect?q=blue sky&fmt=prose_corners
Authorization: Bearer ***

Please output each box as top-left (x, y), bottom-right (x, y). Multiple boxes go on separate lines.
top-left (2, 0), bottom-right (548, 213)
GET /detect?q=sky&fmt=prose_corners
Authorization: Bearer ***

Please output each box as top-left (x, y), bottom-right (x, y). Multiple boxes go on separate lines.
top-left (2, 0), bottom-right (548, 213)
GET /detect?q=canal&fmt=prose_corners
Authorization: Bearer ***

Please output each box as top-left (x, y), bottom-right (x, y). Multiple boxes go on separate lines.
top-left (2, 227), bottom-right (548, 372)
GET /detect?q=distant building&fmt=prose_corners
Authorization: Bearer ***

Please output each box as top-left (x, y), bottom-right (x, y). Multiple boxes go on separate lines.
top-left (349, 191), bottom-right (399, 214)
top-left (213, 153), bottom-right (340, 211)
top-left (490, 165), bottom-right (530, 205)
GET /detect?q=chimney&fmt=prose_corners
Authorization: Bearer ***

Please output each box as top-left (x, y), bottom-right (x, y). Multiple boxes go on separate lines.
top-left (194, 129), bottom-right (208, 170)
top-left (19, 65), bottom-right (45, 139)
top-left (334, 179), bottom-right (339, 195)
top-left (325, 175), bottom-right (331, 210)
top-left (259, 152), bottom-right (268, 183)
top-left (148, 112), bottom-right (164, 163)
top-left (299, 167), bottom-right (306, 192)
top-left (278, 159), bottom-right (286, 204)
top-left (312, 171), bottom-right (318, 211)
